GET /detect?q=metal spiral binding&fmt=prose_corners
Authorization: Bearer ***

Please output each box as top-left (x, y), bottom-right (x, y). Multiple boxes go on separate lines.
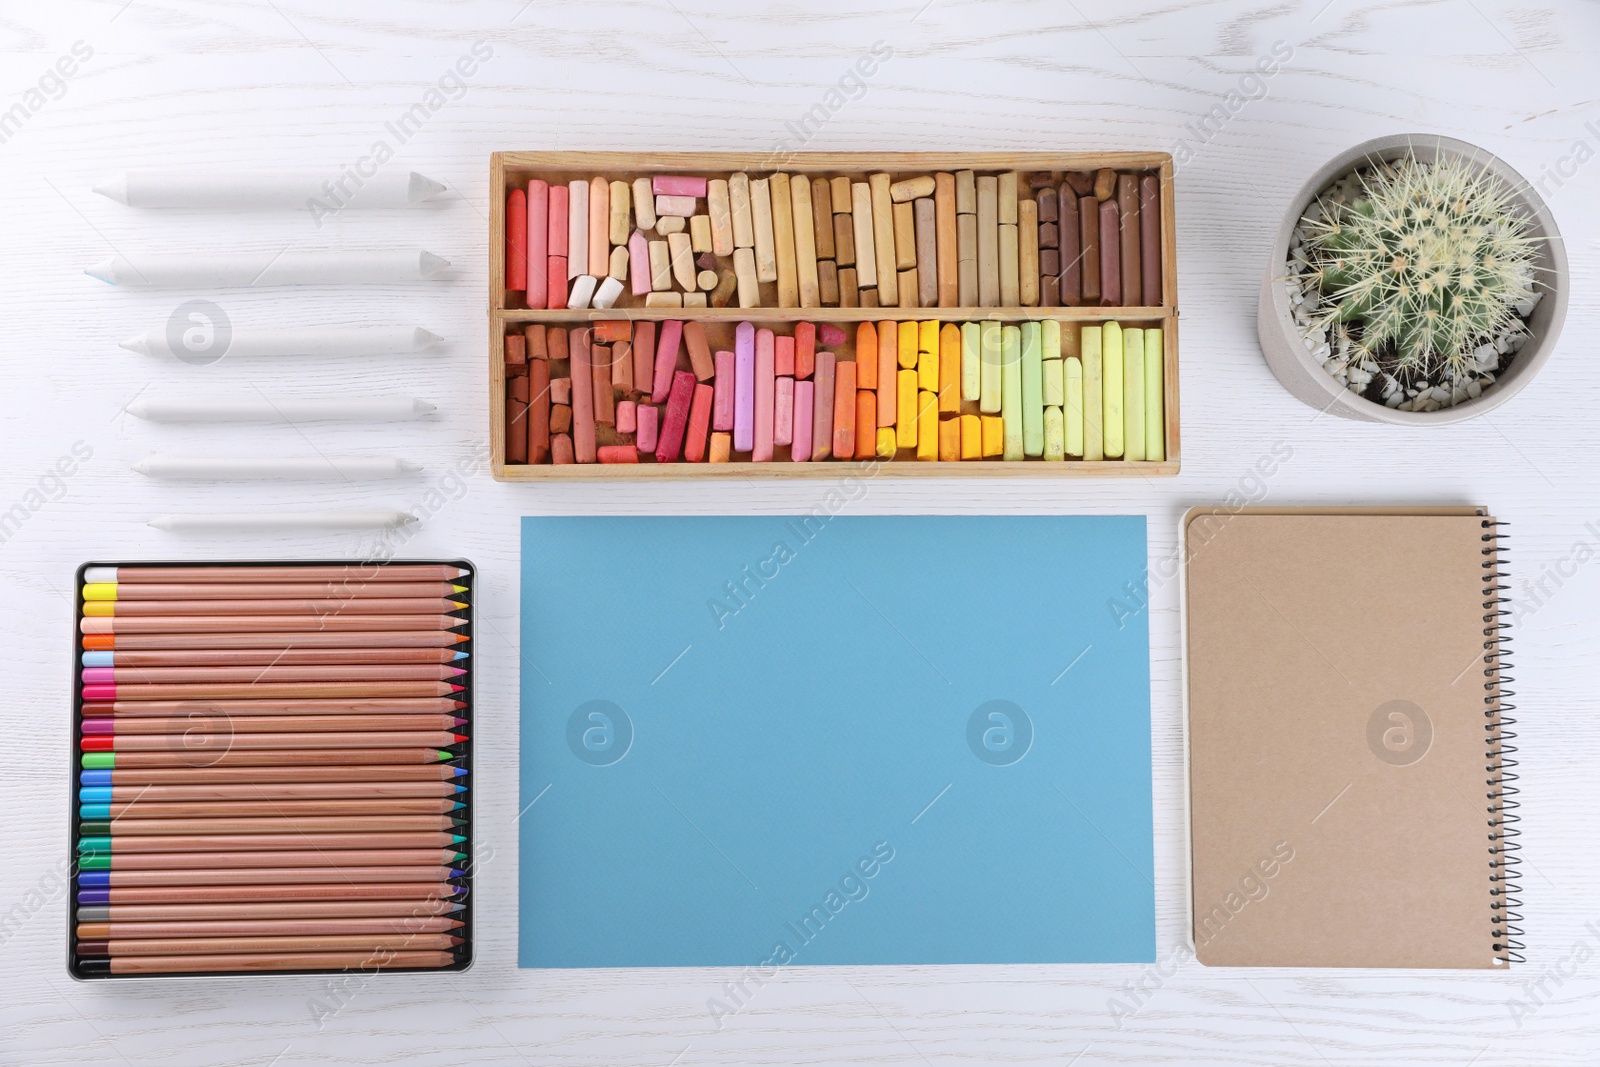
top-left (1482, 519), bottom-right (1522, 965)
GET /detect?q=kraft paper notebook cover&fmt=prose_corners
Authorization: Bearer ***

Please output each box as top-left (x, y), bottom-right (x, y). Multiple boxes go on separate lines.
top-left (519, 516), bottom-right (1155, 967)
top-left (1183, 506), bottom-right (1519, 969)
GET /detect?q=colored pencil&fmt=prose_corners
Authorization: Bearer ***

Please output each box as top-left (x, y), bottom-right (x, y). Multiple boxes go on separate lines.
top-left (83, 648), bottom-right (468, 666)
top-left (79, 882), bottom-right (463, 904)
top-left (78, 900), bottom-right (463, 921)
top-left (83, 565), bottom-right (468, 584)
top-left (84, 698), bottom-right (467, 715)
top-left (80, 681), bottom-right (464, 700)
top-left (82, 598), bottom-right (468, 617)
top-left (82, 666), bottom-right (466, 684)
top-left (77, 934), bottom-right (464, 956)
top-left (83, 582), bottom-right (468, 600)
top-left (82, 631), bottom-right (468, 650)
top-left (83, 715), bottom-right (467, 734)
top-left (78, 951), bottom-right (458, 974)
top-left (82, 799), bottom-right (463, 817)
top-left (78, 918), bottom-right (464, 938)
top-left (81, 615), bottom-right (466, 635)
top-left (79, 833), bottom-right (466, 854)
top-left (79, 816), bottom-right (465, 835)
top-left (80, 782), bottom-right (465, 801)
top-left (78, 849), bottom-right (467, 870)
top-left (82, 731), bottom-right (466, 752)
top-left (81, 750), bottom-right (458, 769)
top-left (81, 766), bottom-right (466, 784)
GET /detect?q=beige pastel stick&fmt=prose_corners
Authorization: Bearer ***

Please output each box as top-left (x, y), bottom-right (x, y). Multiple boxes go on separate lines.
top-left (668, 232), bottom-right (696, 291)
top-left (733, 247), bottom-right (759, 308)
top-left (608, 181), bottom-right (631, 246)
top-left (934, 173), bottom-right (958, 307)
top-left (868, 173), bottom-right (898, 305)
top-left (851, 182), bottom-right (877, 296)
top-left (567, 179), bottom-right (588, 278)
top-left (892, 201), bottom-right (916, 270)
top-left (998, 223), bottom-right (1019, 306)
top-left (955, 170), bottom-right (976, 214)
top-left (914, 198), bottom-right (937, 308)
top-left (790, 174), bottom-right (819, 308)
top-left (770, 173), bottom-right (799, 307)
top-left (690, 214), bottom-right (713, 254)
top-left (588, 177), bottom-right (608, 277)
top-left (644, 292), bottom-right (682, 307)
top-left (889, 175), bottom-right (935, 203)
top-left (729, 172), bottom-right (754, 248)
top-left (751, 177), bottom-right (777, 283)
top-left (707, 179), bottom-right (734, 256)
top-left (957, 214), bottom-right (978, 306)
top-left (631, 177), bottom-right (656, 230)
top-left (998, 171), bottom-right (1018, 225)
top-left (897, 269), bottom-right (918, 309)
top-left (648, 240), bottom-right (671, 291)
top-left (977, 176), bottom-right (999, 307)
top-left (607, 245), bottom-right (629, 282)
top-left (829, 177), bottom-right (852, 215)
top-left (1019, 198), bottom-right (1039, 306)
top-left (810, 178), bottom-right (834, 259)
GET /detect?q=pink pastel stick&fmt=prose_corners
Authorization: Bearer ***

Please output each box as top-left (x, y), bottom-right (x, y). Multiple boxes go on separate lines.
top-left (775, 335), bottom-right (795, 378)
top-left (616, 399), bottom-right (637, 435)
top-left (655, 371), bottom-right (696, 463)
top-left (712, 350), bottom-right (735, 431)
top-left (570, 330), bottom-right (597, 463)
top-left (636, 404), bottom-right (659, 453)
top-left (628, 231), bottom-right (651, 296)
top-left (792, 381), bottom-right (814, 461)
top-left (753, 328), bottom-right (776, 462)
top-left (547, 184), bottom-right (568, 257)
top-left (652, 175), bottom-right (708, 198)
top-left (653, 320), bottom-right (683, 404)
top-left (632, 322), bottom-right (655, 396)
top-left (812, 352), bottom-right (835, 460)
top-left (684, 384), bottom-right (714, 462)
top-left (775, 377), bottom-right (794, 447)
top-left (526, 180), bottom-right (548, 310)
top-left (733, 322), bottom-right (755, 452)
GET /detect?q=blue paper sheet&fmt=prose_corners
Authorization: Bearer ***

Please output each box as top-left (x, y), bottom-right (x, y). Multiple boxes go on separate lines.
top-left (519, 515), bottom-right (1154, 967)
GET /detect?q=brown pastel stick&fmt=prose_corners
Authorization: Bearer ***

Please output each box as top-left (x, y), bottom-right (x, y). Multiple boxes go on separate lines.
top-left (528, 360), bottom-right (551, 463)
top-left (868, 173), bottom-right (898, 305)
top-left (550, 377), bottom-right (571, 405)
top-left (892, 201), bottom-right (916, 270)
top-left (1059, 185), bottom-right (1081, 306)
top-left (1099, 199), bottom-right (1122, 306)
top-left (976, 175), bottom-right (999, 307)
top-left (790, 174), bottom-right (819, 308)
top-left (504, 333), bottom-right (525, 366)
top-left (551, 433), bottom-right (574, 464)
top-left (684, 321), bottom-right (715, 381)
top-left (505, 394), bottom-right (528, 464)
top-left (818, 260), bottom-right (838, 305)
top-left (957, 213), bottom-right (977, 306)
top-left (1140, 174), bottom-right (1161, 306)
top-left (1038, 222), bottom-right (1058, 249)
top-left (547, 326), bottom-right (568, 365)
top-left (811, 178), bottom-right (834, 258)
top-left (1078, 196), bottom-right (1099, 303)
top-left (526, 324), bottom-right (548, 360)
top-left (861, 288), bottom-right (879, 308)
top-left (549, 405), bottom-right (572, 434)
top-left (897, 269), bottom-right (918, 309)
top-left (592, 352), bottom-right (615, 426)
top-left (830, 176), bottom-right (852, 214)
top-left (1019, 198), bottom-right (1039, 307)
top-left (914, 198), bottom-right (937, 308)
top-left (1117, 174), bottom-right (1141, 307)
top-left (770, 172), bottom-right (799, 307)
top-left (1065, 171), bottom-right (1094, 197)
top-left (1094, 168), bottom-right (1116, 200)
top-left (934, 173), bottom-right (958, 307)
top-left (851, 182), bottom-right (876, 294)
top-left (839, 267), bottom-right (859, 307)
top-left (632, 321), bottom-right (655, 395)
top-left (1039, 249), bottom-right (1060, 306)
top-left (832, 358), bottom-right (857, 459)
top-left (832, 212), bottom-right (855, 267)
top-left (1037, 188), bottom-right (1058, 223)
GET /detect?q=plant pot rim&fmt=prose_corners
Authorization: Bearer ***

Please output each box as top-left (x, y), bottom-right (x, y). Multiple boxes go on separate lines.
top-left (1260, 133), bottom-right (1568, 425)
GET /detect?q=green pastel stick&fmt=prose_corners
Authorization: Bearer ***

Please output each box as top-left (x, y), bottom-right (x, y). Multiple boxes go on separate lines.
top-left (979, 321), bottom-right (1002, 414)
top-left (1042, 354), bottom-right (1063, 408)
top-left (1065, 358), bottom-right (1084, 457)
top-left (961, 321), bottom-right (981, 402)
top-left (1020, 321), bottom-right (1043, 457)
top-left (1102, 321), bottom-right (1124, 459)
top-left (1041, 318), bottom-right (1060, 362)
top-left (1044, 405), bottom-right (1065, 461)
top-left (1124, 327), bottom-right (1145, 462)
top-left (1081, 328), bottom-right (1103, 461)
top-left (1001, 325), bottom-right (1023, 460)
top-left (1145, 327), bottom-right (1165, 461)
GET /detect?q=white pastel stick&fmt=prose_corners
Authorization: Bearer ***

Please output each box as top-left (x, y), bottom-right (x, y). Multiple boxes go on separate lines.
top-left (592, 276), bottom-right (624, 309)
top-left (93, 170), bottom-right (448, 209)
top-left (125, 397), bottom-right (436, 422)
top-left (148, 511), bottom-right (419, 532)
top-left (655, 194), bottom-right (697, 218)
top-left (134, 456), bottom-right (423, 480)
top-left (567, 180), bottom-right (588, 277)
top-left (120, 325), bottom-right (443, 359)
top-left (567, 274), bottom-right (598, 310)
top-left (85, 250), bottom-right (449, 287)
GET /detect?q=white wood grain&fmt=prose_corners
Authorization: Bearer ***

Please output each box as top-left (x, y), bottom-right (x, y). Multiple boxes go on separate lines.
top-left (1, 0), bottom-right (1597, 1063)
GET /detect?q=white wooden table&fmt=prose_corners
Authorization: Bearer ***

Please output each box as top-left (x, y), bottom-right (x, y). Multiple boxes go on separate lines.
top-left (2, 1), bottom-right (1596, 1062)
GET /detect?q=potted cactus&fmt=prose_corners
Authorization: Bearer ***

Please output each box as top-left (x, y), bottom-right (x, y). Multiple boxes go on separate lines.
top-left (1257, 134), bottom-right (1566, 423)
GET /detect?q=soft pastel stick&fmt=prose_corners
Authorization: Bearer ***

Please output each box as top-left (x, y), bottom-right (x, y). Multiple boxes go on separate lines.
top-left (734, 324), bottom-right (756, 452)
top-left (1098, 200), bottom-right (1120, 306)
top-left (1043, 356), bottom-right (1064, 408)
top-left (794, 322), bottom-right (816, 379)
top-left (832, 359), bottom-right (856, 459)
top-left (915, 391), bottom-right (937, 461)
top-left (1044, 406), bottom-right (1065, 461)
top-left (630, 321), bottom-right (654, 394)
top-left (896, 368), bottom-right (917, 449)
top-left (588, 176), bottom-right (608, 285)
top-left (855, 390), bottom-right (875, 458)
top-left (875, 427), bottom-right (896, 459)
top-left (628, 231), bottom-right (651, 296)
top-left (754, 328), bottom-right (776, 462)
top-left (1042, 319), bottom-right (1061, 363)
top-left (526, 180), bottom-right (548, 309)
top-left (917, 328), bottom-right (938, 393)
top-left (1065, 357), bottom-right (1084, 457)
top-left (898, 321), bottom-right (918, 370)
top-left (938, 324), bottom-right (960, 413)
top-left (979, 321), bottom-right (1002, 414)
top-left (570, 329), bottom-right (597, 463)
top-left (684, 384), bottom-right (714, 462)
top-left (981, 415), bottom-right (1003, 457)
top-left (938, 414), bottom-right (961, 461)
top-left (775, 335), bottom-right (795, 378)
top-left (1145, 328), bottom-right (1165, 462)
top-left (1001, 325), bottom-right (1023, 460)
top-left (1123, 327), bottom-right (1145, 462)
top-left (1103, 321), bottom-right (1124, 458)
top-left (792, 381), bottom-right (814, 461)
top-left (960, 322), bottom-right (980, 402)
top-left (918, 320), bottom-right (939, 364)
top-left (548, 184), bottom-right (569, 257)
top-left (656, 194), bottom-right (697, 218)
top-left (630, 405), bottom-right (657, 453)
top-left (656, 371), bottom-right (696, 463)
top-left (653, 320), bottom-right (683, 404)
top-left (653, 175), bottom-right (708, 198)
top-left (959, 413), bottom-right (981, 459)
top-left (775, 377), bottom-right (795, 447)
top-left (545, 258), bottom-right (566, 309)
top-left (854, 322), bottom-right (877, 390)
top-left (812, 352), bottom-right (835, 460)
top-left (506, 188), bottom-right (527, 292)
top-left (633, 177), bottom-right (657, 230)
top-left (1082, 327), bottom-right (1104, 461)
top-left (1020, 321), bottom-right (1043, 457)
top-left (876, 321), bottom-right (896, 426)
top-left (712, 350), bottom-right (736, 431)
top-left (567, 180), bottom-right (588, 278)
top-left (615, 399), bottom-right (636, 435)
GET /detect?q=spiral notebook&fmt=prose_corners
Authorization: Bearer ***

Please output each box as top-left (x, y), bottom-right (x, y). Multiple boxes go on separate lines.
top-left (1182, 506), bottom-right (1519, 968)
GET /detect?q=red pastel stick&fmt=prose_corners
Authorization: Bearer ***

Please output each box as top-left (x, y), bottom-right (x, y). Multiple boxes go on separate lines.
top-left (832, 359), bottom-right (857, 459)
top-left (775, 335), bottom-right (795, 378)
top-left (547, 183), bottom-right (568, 256)
top-left (545, 257), bottom-right (566, 310)
top-left (653, 320), bottom-right (683, 404)
top-left (794, 322), bottom-right (816, 380)
top-left (712, 350), bottom-right (735, 431)
top-left (526, 179), bottom-right (548, 309)
top-left (506, 189), bottom-right (527, 292)
top-left (632, 321), bottom-right (656, 398)
top-left (570, 329), bottom-right (597, 462)
top-left (684, 383), bottom-right (714, 462)
top-left (597, 445), bottom-right (638, 463)
top-left (655, 371), bottom-right (696, 463)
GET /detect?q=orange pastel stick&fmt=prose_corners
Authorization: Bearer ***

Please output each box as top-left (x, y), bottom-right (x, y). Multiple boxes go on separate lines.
top-left (832, 360), bottom-right (857, 459)
top-left (877, 320), bottom-right (897, 426)
top-left (854, 322), bottom-right (878, 390)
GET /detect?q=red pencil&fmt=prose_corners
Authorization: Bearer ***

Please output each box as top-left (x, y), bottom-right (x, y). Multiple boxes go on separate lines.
top-left (81, 731), bottom-right (468, 751)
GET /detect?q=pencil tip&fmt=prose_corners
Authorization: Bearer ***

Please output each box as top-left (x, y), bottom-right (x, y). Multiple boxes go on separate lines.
top-left (448, 683), bottom-right (465, 692)
top-left (85, 258), bottom-right (116, 284)
top-left (119, 332), bottom-right (150, 355)
top-left (418, 250), bottom-right (450, 277)
top-left (130, 459), bottom-right (149, 475)
top-left (397, 459), bottom-right (424, 474)
top-left (414, 327), bottom-right (444, 347)
top-left (409, 172), bottom-right (448, 203)
top-left (92, 174), bottom-right (128, 204)
top-left (147, 515), bottom-right (173, 530)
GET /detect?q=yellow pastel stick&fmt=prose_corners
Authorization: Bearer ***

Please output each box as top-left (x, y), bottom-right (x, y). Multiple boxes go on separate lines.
top-left (1145, 327), bottom-right (1165, 461)
top-left (1020, 321), bottom-right (1043, 457)
top-left (1065, 356), bottom-right (1084, 457)
top-left (960, 322), bottom-right (981, 402)
top-left (916, 391), bottom-right (938, 460)
top-left (937, 414), bottom-right (961, 461)
top-left (918, 334), bottom-right (939, 393)
top-left (897, 321), bottom-right (918, 369)
top-left (1042, 354), bottom-right (1063, 408)
top-left (876, 426), bottom-right (897, 459)
top-left (959, 413), bottom-right (981, 459)
top-left (1042, 319), bottom-right (1060, 362)
top-left (896, 368), bottom-right (918, 448)
top-left (1123, 327), bottom-right (1145, 462)
top-left (979, 321), bottom-right (1002, 414)
top-left (980, 415), bottom-right (1004, 457)
top-left (918, 319), bottom-right (939, 360)
top-left (1044, 405), bottom-right (1064, 461)
top-left (1081, 327), bottom-right (1104, 461)
top-left (938, 323), bottom-right (961, 412)
top-left (1102, 321), bottom-right (1123, 459)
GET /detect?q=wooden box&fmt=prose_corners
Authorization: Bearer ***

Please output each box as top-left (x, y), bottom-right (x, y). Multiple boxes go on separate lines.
top-left (489, 151), bottom-right (1178, 479)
